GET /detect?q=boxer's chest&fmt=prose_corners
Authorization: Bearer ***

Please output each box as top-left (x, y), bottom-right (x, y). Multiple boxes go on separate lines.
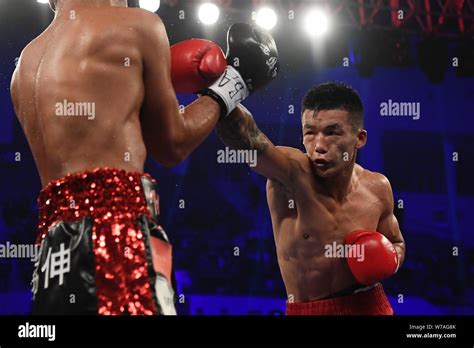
top-left (294, 184), bottom-right (384, 243)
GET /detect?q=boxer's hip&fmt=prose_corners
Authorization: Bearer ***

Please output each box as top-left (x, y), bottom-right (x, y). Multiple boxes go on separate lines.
top-left (285, 283), bottom-right (394, 315)
top-left (32, 168), bottom-right (175, 315)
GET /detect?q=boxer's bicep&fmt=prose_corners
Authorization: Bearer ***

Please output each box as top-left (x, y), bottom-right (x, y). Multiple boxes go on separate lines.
top-left (378, 210), bottom-right (404, 246)
top-left (139, 14), bottom-right (184, 166)
top-left (376, 176), bottom-right (406, 266)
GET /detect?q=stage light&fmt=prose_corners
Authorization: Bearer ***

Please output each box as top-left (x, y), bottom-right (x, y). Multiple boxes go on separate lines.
top-left (304, 9), bottom-right (329, 37)
top-left (255, 8), bottom-right (277, 30)
top-left (198, 3), bottom-right (220, 25)
top-left (37, 0), bottom-right (49, 4)
top-left (139, 0), bottom-right (160, 13)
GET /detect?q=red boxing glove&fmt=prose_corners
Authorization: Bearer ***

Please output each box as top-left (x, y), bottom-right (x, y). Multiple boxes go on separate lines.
top-left (170, 39), bottom-right (227, 93)
top-left (344, 230), bottom-right (399, 286)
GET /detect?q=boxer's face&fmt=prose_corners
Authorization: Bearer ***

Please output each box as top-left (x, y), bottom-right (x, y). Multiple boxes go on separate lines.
top-left (302, 109), bottom-right (366, 178)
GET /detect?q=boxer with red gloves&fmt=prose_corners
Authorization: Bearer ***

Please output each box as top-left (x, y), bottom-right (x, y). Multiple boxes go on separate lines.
top-left (345, 230), bottom-right (399, 286)
top-left (216, 83), bottom-right (405, 315)
top-left (12, 0), bottom-right (278, 315)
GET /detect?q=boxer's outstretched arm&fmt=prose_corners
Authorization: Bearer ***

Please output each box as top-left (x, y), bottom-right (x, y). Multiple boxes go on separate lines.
top-left (216, 105), bottom-right (296, 184)
top-left (139, 13), bottom-right (220, 167)
top-left (376, 175), bottom-right (406, 268)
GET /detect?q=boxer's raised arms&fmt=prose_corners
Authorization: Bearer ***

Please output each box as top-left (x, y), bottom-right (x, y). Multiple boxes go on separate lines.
top-left (10, 1), bottom-right (221, 187)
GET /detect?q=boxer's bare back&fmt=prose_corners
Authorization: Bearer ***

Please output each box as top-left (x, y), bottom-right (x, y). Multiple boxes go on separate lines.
top-left (11, 1), bottom-right (219, 187)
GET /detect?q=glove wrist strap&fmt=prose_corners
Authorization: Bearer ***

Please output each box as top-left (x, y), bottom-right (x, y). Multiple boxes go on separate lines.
top-left (203, 66), bottom-right (249, 118)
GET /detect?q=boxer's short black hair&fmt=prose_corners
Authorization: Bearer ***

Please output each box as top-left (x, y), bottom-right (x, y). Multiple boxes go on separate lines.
top-left (302, 82), bottom-right (364, 131)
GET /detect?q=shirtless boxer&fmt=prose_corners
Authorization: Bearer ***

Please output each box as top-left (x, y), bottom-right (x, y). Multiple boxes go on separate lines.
top-left (217, 83), bottom-right (405, 315)
top-left (10, 0), bottom-right (278, 315)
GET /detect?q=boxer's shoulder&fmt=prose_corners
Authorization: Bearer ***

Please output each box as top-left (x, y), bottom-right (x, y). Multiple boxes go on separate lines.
top-left (118, 8), bottom-right (165, 34)
top-left (114, 9), bottom-right (167, 52)
top-left (275, 146), bottom-right (309, 168)
top-left (19, 29), bottom-right (48, 60)
top-left (78, 7), bottom-right (165, 38)
top-left (358, 166), bottom-right (392, 202)
top-left (265, 147), bottom-right (308, 192)
top-left (276, 146), bottom-right (313, 180)
top-left (12, 35), bottom-right (45, 93)
top-left (81, 6), bottom-right (162, 22)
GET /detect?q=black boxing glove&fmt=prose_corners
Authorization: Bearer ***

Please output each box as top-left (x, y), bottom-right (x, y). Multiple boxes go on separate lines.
top-left (201, 23), bottom-right (279, 118)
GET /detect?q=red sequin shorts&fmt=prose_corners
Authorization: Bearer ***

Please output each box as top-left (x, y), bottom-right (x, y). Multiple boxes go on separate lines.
top-left (32, 168), bottom-right (176, 315)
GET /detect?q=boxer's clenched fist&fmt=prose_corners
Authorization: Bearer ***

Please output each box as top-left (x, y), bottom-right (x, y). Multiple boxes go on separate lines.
top-left (202, 23), bottom-right (280, 117)
top-left (170, 39), bottom-right (227, 93)
top-left (345, 230), bottom-right (399, 286)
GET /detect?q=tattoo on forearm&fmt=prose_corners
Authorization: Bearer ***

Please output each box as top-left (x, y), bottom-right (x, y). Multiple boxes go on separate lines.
top-left (216, 112), bottom-right (269, 152)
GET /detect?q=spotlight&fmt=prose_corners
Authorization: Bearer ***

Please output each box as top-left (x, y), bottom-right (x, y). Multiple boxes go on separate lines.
top-left (304, 9), bottom-right (329, 37)
top-left (255, 8), bottom-right (277, 30)
top-left (198, 3), bottom-right (220, 25)
top-left (139, 0), bottom-right (160, 13)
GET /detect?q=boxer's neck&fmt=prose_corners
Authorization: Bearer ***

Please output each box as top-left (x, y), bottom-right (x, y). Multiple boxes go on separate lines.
top-left (315, 161), bottom-right (357, 203)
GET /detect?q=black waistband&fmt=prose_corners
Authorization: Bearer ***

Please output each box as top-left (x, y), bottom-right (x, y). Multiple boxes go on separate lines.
top-left (320, 283), bottom-right (378, 300)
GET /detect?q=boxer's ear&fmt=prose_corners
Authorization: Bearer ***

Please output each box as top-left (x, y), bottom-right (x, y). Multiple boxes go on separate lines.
top-left (355, 129), bottom-right (367, 149)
